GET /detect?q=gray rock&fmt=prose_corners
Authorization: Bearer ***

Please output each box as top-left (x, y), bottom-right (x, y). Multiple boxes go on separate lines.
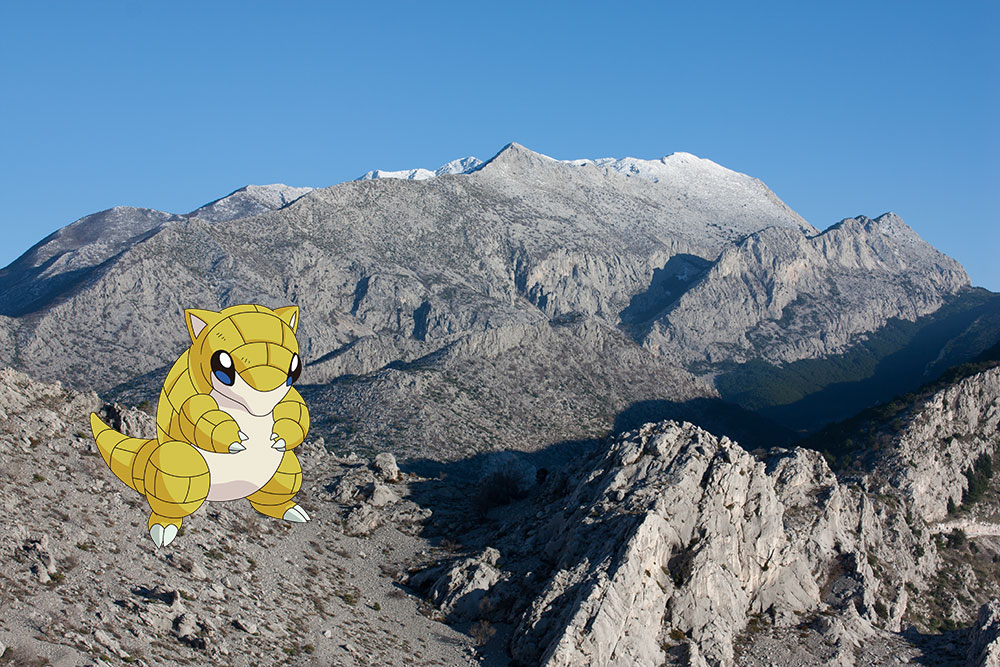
top-left (187, 184), bottom-right (313, 223)
top-left (93, 628), bottom-right (128, 659)
top-left (370, 484), bottom-right (399, 507)
top-left (426, 549), bottom-right (503, 622)
top-left (344, 505), bottom-right (381, 537)
top-left (968, 600), bottom-right (1000, 667)
top-left (480, 452), bottom-right (536, 497)
top-left (644, 214), bottom-right (968, 367)
top-left (373, 453), bottom-right (400, 482)
top-left (173, 613), bottom-right (205, 649)
top-left (234, 619), bottom-right (258, 635)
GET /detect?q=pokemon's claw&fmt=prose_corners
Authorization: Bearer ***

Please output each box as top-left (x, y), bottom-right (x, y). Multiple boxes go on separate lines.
top-left (270, 433), bottom-right (279, 440)
top-left (228, 442), bottom-right (246, 453)
top-left (150, 524), bottom-right (165, 548)
top-left (271, 438), bottom-right (286, 451)
top-left (162, 524), bottom-right (178, 547)
top-left (283, 505), bottom-right (310, 523)
top-left (238, 430), bottom-right (249, 441)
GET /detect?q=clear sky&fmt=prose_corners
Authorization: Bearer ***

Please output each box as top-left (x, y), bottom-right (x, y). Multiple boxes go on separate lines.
top-left (1, 2), bottom-right (997, 289)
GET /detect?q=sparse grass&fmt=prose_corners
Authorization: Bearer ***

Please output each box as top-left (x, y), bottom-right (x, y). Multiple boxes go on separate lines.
top-left (470, 620), bottom-right (496, 646)
top-left (337, 591), bottom-right (358, 606)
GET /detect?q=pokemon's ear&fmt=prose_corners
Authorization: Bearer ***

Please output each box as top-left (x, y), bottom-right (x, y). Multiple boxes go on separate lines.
top-left (185, 309), bottom-right (220, 342)
top-left (274, 306), bottom-right (299, 333)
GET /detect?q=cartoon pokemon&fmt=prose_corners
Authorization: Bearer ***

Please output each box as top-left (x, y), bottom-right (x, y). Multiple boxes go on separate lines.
top-left (89, 304), bottom-right (311, 547)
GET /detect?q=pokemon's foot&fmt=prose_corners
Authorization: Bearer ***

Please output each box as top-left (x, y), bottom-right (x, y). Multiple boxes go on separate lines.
top-left (149, 523), bottom-right (178, 548)
top-left (228, 442), bottom-right (246, 453)
top-left (283, 505), bottom-right (310, 522)
top-left (271, 438), bottom-right (286, 452)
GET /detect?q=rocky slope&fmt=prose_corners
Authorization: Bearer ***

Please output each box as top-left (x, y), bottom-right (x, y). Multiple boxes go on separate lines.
top-left (874, 366), bottom-right (1000, 522)
top-left (0, 367), bottom-right (479, 666)
top-left (645, 213), bottom-right (969, 367)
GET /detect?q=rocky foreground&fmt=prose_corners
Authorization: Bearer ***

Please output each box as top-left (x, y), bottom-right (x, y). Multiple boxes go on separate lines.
top-left (407, 367), bottom-right (1000, 666)
top-left (0, 368), bottom-right (478, 666)
top-left (2, 361), bottom-right (1000, 666)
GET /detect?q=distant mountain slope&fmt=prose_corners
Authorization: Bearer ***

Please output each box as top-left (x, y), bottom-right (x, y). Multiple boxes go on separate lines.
top-left (0, 206), bottom-right (180, 317)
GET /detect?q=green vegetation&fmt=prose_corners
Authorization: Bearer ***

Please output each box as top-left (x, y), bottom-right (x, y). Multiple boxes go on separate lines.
top-left (945, 528), bottom-right (967, 549)
top-left (716, 289), bottom-right (1000, 432)
top-left (962, 452), bottom-right (995, 506)
top-left (796, 342), bottom-right (1000, 473)
top-left (336, 591), bottom-right (358, 605)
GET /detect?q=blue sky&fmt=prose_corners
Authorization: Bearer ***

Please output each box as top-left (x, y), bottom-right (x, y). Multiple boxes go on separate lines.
top-left (1, 2), bottom-right (997, 288)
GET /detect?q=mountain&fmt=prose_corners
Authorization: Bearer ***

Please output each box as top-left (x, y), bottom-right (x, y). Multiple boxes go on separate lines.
top-left (0, 142), bottom-right (996, 454)
top-left (0, 184), bottom-right (313, 319)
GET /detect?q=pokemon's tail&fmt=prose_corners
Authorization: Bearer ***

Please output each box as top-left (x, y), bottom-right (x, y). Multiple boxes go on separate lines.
top-left (90, 413), bottom-right (155, 494)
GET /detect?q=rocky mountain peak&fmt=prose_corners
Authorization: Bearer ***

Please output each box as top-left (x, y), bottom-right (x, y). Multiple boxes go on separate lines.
top-left (472, 141), bottom-right (560, 176)
top-left (186, 183), bottom-right (314, 222)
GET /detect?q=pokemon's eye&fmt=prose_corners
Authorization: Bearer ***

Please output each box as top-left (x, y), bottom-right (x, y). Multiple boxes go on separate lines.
top-left (211, 350), bottom-right (235, 386)
top-left (287, 353), bottom-right (301, 386)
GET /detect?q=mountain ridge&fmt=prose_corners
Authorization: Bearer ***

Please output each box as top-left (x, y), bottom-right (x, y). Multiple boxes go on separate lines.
top-left (0, 143), bottom-right (993, 448)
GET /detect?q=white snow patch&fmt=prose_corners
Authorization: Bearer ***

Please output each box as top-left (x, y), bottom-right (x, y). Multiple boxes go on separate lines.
top-left (358, 156), bottom-right (483, 181)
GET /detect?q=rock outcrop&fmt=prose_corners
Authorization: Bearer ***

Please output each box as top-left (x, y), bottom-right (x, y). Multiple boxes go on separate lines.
top-left (876, 366), bottom-right (1000, 522)
top-left (968, 600), bottom-right (1000, 667)
top-left (402, 405), bottom-right (997, 665)
top-left (495, 421), bottom-right (921, 666)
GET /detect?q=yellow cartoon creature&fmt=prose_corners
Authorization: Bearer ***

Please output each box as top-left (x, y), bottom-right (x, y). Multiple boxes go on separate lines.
top-left (90, 304), bottom-right (311, 547)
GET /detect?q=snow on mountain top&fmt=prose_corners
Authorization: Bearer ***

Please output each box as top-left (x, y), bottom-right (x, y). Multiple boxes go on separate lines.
top-left (563, 152), bottom-right (744, 184)
top-left (358, 156), bottom-right (483, 181)
top-left (360, 144), bottom-right (744, 187)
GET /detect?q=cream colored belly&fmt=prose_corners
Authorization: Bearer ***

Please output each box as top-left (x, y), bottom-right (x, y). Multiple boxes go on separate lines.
top-left (203, 403), bottom-right (283, 502)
